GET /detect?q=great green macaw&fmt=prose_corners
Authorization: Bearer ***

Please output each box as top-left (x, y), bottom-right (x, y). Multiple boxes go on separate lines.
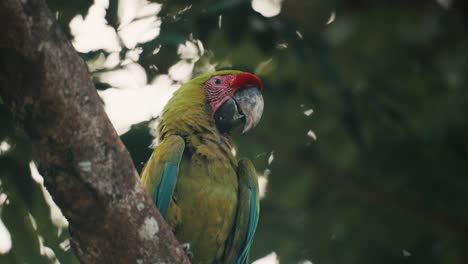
top-left (141, 70), bottom-right (264, 263)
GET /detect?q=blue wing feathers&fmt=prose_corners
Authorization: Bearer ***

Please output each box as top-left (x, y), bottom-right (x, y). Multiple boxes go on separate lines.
top-left (153, 163), bottom-right (178, 218)
top-left (236, 186), bottom-right (258, 264)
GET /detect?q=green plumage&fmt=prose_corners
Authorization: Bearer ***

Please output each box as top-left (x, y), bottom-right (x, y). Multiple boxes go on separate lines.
top-left (141, 70), bottom-right (260, 263)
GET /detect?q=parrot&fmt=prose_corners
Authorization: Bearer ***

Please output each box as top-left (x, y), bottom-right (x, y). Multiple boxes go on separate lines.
top-left (141, 70), bottom-right (264, 264)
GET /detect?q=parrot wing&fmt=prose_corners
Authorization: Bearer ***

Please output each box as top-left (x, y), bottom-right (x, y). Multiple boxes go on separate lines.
top-left (224, 158), bottom-right (260, 264)
top-left (140, 135), bottom-right (185, 218)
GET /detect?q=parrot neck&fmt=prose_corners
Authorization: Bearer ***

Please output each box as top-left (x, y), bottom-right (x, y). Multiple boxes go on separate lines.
top-left (158, 81), bottom-right (237, 166)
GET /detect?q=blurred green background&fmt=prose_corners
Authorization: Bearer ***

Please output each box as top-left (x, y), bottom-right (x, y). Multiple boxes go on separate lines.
top-left (1, 0), bottom-right (468, 263)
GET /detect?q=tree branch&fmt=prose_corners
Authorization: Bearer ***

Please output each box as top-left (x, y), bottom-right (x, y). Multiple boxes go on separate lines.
top-left (0, 0), bottom-right (189, 263)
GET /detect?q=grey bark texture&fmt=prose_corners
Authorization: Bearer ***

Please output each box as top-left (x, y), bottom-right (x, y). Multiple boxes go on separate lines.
top-left (0, 0), bottom-right (190, 263)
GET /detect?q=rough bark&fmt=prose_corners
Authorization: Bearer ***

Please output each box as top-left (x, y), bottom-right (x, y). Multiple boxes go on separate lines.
top-left (0, 0), bottom-right (189, 263)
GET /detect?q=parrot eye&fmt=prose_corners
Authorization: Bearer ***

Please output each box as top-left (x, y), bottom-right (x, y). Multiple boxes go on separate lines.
top-left (214, 78), bottom-right (221, 85)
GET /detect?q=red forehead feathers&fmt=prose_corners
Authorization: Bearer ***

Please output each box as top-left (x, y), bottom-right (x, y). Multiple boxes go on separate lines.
top-left (231, 72), bottom-right (262, 91)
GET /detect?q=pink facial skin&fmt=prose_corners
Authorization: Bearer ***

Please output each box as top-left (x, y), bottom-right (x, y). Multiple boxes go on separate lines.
top-left (205, 74), bottom-right (236, 114)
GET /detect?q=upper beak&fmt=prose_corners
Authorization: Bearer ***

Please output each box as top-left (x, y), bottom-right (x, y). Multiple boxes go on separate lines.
top-left (233, 87), bottom-right (264, 134)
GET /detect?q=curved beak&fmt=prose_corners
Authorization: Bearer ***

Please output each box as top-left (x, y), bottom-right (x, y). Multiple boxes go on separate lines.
top-left (213, 72), bottom-right (264, 134)
top-left (233, 87), bottom-right (264, 134)
top-left (213, 87), bottom-right (264, 134)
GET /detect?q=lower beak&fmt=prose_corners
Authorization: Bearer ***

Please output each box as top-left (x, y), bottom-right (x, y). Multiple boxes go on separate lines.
top-left (233, 87), bottom-right (264, 134)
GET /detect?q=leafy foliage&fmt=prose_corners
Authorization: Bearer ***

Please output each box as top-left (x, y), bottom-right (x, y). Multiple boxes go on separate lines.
top-left (47, 0), bottom-right (93, 36)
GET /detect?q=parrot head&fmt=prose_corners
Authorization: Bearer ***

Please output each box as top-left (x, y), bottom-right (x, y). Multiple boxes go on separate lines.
top-left (203, 71), bottom-right (264, 134)
top-left (159, 70), bottom-right (264, 139)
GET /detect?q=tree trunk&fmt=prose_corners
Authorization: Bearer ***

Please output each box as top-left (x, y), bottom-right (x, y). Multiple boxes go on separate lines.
top-left (0, 0), bottom-right (189, 263)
